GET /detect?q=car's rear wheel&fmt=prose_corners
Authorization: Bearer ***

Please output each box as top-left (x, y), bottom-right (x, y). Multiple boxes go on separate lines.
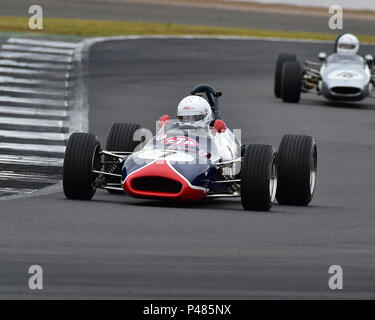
top-left (105, 123), bottom-right (142, 193)
top-left (274, 53), bottom-right (297, 98)
top-left (281, 61), bottom-right (302, 103)
top-left (63, 133), bottom-right (101, 200)
top-left (276, 134), bottom-right (317, 205)
top-left (241, 144), bottom-right (277, 211)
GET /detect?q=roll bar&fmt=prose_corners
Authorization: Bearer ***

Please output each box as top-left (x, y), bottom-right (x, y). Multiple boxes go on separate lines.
top-left (190, 84), bottom-right (222, 120)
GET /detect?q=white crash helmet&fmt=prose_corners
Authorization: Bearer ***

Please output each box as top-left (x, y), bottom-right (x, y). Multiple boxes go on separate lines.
top-left (177, 95), bottom-right (213, 128)
top-left (337, 34), bottom-right (359, 56)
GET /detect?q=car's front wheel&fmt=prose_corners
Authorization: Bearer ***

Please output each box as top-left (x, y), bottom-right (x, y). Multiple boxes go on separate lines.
top-left (276, 134), bottom-right (317, 205)
top-left (241, 144), bottom-right (277, 211)
top-left (281, 61), bottom-right (302, 103)
top-left (274, 53), bottom-right (297, 98)
top-left (63, 133), bottom-right (101, 200)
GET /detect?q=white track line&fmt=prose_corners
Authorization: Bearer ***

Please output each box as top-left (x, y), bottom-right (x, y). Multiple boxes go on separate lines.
top-left (0, 172), bottom-right (61, 182)
top-left (0, 86), bottom-right (67, 97)
top-left (0, 130), bottom-right (68, 141)
top-left (0, 67), bottom-right (69, 80)
top-left (1, 44), bottom-right (74, 56)
top-left (0, 59), bottom-right (72, 71)
top-left (0, 52), bottom-right (73, 63)
top-left (0, 154), bottom-right (64, 166)
top-left (0, 66), bottom-right (69, 76)
top-left (0, 106), bottom-right (67, 117)
top-left (0, 96), bottom-right (71, 108)
top-left (0, 76), bottom-right (69, 87)
top-left (0, 117), bottom-right (65, 128)
top-left (0, 67), bottom-right (70, 79)
top-left (0, 142), bottom-right (66, 153)
top-left (82, 34), bottom-right (371, 45)
top-left (0, 187), bottom-right (36, 194)
top-left (7, 38), bottom-right (79, 49)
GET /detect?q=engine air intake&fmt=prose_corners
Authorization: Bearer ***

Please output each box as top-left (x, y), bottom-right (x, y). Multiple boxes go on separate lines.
top-left (331, 86), bottom-right (361, 95)
top-left (132, 176), bottom-right (182, 194)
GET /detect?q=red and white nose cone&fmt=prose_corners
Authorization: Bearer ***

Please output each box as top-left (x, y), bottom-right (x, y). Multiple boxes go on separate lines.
top-left (123, 160), bottom-right (207, 201)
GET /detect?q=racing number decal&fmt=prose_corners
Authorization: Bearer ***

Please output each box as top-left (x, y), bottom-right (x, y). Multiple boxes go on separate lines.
top-left (337, 71), bottom-right (355, 78)
top-left (329, 70), bottom-right (363, 80)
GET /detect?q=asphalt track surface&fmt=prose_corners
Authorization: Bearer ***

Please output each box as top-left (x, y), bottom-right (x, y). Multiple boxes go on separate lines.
top-left (0, 38), bottom-right (375, 299)
top-left (2, 0), bottom-right (375, 35)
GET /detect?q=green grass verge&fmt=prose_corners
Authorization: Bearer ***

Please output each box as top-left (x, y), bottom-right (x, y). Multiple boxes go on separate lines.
top-left (1, 16), bottom-right (375, 43)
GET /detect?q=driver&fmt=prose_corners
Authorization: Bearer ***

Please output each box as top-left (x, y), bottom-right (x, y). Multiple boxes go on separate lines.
top-left (336, 33), bottom-right (360, 56)
top-left (174, 95), bottom-right (234, 161)
top-left (158, 95), bottom-right (231, 160)
top-left (176, 95), bottom-right (213, 128)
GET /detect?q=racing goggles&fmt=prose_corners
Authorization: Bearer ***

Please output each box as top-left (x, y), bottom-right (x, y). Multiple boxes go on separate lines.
top-left (177, 114), bottom-right (205, 122)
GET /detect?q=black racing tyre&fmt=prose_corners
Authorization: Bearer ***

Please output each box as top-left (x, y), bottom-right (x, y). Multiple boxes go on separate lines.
top-left (281, 61), bottom-right (302, 103)
top-left (241, 144), bottom-right (277, 211)
top-left (105, 123), bottom-right (142, 193)
top-left (106, 122), bottom-right (142, 153)
top-left (63, 133), bottom-right (101, 200)
top-left (276, 134), bottom-right (317, 206)
top-left (274, 53), bottom-right (297, 98)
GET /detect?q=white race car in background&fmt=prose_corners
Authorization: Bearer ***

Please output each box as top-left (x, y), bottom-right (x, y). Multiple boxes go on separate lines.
top-left (274, 39), bottom-right (375, 103)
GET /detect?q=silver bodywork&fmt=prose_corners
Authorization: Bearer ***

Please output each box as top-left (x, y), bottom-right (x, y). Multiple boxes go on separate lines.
top-left (320, 54), bottom-right (372, 101)
top-left (303, 54), bottom-right (375, 102)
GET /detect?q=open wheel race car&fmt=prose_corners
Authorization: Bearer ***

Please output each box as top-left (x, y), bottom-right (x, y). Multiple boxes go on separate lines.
top-left (274, 34), bottom-right (375, 103)
top-left (63, 84), bottom-right (318, 211)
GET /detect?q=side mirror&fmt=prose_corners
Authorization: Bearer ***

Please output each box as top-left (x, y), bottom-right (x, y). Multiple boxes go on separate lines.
top-left (365, 54), bottom-right (374, 67)
top-left (318, 52), bottom-right (327, 61)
